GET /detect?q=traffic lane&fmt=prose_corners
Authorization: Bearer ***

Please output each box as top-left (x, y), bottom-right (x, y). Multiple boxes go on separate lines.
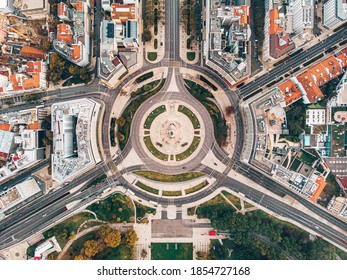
top-left (0, 180), bottom-right (110, 248)
top-left (0, 166), bottom-right (105, 231)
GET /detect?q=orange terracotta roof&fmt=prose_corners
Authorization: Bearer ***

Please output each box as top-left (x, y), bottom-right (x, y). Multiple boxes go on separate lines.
top-left (58, 2), bottom-right (68, 17)
top-left (9, 74), bottom-right (24, 91)
top-left (0, 87), bottom-right (3, 92)
top-left (27, 121), bottom-right (39, 130)
top-left (269, 9), bottom-right (283, 35)
top-left (20, 46), bottom-right (45, 60)
top-left (0, 123), bottom-right (10, 131)
top-left (278, 79), bottom-right (302, 105)
top-left (297, 71), bottom-right (323, 103)
top-left (310, 176), bottom-right (327, 202)
top-left (26, 61), bottom-right (42, 74)
top-left (308, 62), bottom-right (330, 87)
top-left (57, 24), bottom-right (73, 45)
top-left (320, 56), bottom-right (342, 80)
top-left (70, 45), bottom-right (81, 61)
top-left (22, 74), bottom-right (40, 90)
top-left (76, 1), bottom-right (83, 12)
top-left (111, 3), bottom-right (136, 24)
top-left (233, 6), bottom-right (249, 25)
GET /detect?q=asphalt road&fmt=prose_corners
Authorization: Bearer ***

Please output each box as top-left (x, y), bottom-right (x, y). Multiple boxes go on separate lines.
top-left (165, 0), bottom-right (180, 61)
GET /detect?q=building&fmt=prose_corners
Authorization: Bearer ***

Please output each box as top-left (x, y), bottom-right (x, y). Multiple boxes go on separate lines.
top-left (268, 8), bottom-right (295, 59)
top-left (0, 130), bottom-right (18, 161)
top-left (327, 196), bottom-right (347, 219)
top-left (51, 99), bottom-right (102, 182)
top-left (53, 1), bottom-right (90, 67)
top-left (286, 0), bottom-right (314, 34)
top-left (15, 0), bottom-right (50, 19)
top-left (111, 2), bottom-right (139, 50)
top-left (0, 108), bottom-right (46, 182)
top-left (306, 109), bottom-right (326, 126)
top-left (0, 177), bottom-right (43, 216)
top-left (204, 0), bottom-right (251, 84)
top-left (20, 46), bottom-right (45, 60)
top-left (0, 61), bottom-right (47, 95)
top-left (102, 0), bottom-right (111, 12)
top-left (336, 70), bottom-right (347, 106)
top-left (0, 0), bottom-right (14, 13)
top-left (57, 2), bottom-right (72, 21)
top-left (323, 0), bottom-right (347, 29)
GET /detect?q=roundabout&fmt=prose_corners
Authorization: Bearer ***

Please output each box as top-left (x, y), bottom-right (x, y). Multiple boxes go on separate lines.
top-left (140, 100), bottom-right (204, 164)
top-left (127, 69), bottom-right (215, 174)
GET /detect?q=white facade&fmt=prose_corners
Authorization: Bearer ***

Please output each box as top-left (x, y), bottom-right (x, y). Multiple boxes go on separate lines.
top-left (0, 0), bottom-right (14, 13)
top-left (102, 0), bottom-right (111, 12)
top-left (287, 0), bottom-right (314, 33)
top-left (324, 0), bottom-right (347, 29)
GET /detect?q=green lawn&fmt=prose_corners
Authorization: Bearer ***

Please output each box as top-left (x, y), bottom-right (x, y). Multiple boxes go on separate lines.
top-left (187, 52), bottom-right (196, 61)
top-left (144, 136), bottom-right (169, 161)
top-left (87, 193), bottom-right (135, 223)
top-left (151, 243), bottom-right (193, 260)
top-left (94, 244), bottom-right (133, 260)
top-left (185, 180), bottom-right (208, 194)
top-left (148, 52), bottom-right (158, 61)
top-left (144, 105), bottom-right (166, 129)
top-left (135, 201), bottom-right (156, 221)
top-left (176, 136), bottom-right (201, 161)
top-left (43, 212), bottom-right (95, 248)
top-left (184, 80), bottom-right (228, 146)
top-left (178, 105), bottom-right (200, 129)
top-left (222, 191), bottom-right (241, 209)
top-left (162, 190), bottom-right (182, 196)
top-left (135, 181), bottom-right (159, 195)
top-left (297, 150), bottom-right (317, 165)
top-left (134, 170), bottom-right (205, 182)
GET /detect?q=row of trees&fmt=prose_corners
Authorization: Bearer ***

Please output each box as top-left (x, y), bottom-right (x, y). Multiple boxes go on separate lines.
top-left (75, 226), bottom-right (138, 260)
top-left (181, 0), bottom-right (200, 36)
top-left (143, 0), bottom-right (164, 42)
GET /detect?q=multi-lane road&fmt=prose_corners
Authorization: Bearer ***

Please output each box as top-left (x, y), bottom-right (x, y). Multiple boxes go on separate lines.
top-left (0, 0), bottom-right (346, 253)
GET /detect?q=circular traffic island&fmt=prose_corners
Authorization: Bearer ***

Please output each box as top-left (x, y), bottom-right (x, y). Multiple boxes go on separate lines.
top-left (130, 95), bottom-right (212, 174)
top-left (142, 100), bottom-right (203, 164)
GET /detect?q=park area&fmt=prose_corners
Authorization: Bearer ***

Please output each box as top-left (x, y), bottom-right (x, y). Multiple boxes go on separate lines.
top-left (87, 193), bottom-right (135, 223)
top-left (151, 243), bottom-right (193, 260)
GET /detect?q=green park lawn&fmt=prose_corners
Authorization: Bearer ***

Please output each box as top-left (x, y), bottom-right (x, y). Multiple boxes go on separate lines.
top-left (151, 243), bottom-right (193, 260)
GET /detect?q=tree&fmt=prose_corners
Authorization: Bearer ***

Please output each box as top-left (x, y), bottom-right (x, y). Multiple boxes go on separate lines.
top-left (104, 230), bottom-right (121, 248)
top-left (49, 53), bottom-right (65, 82)
top-left (42, 136), bottom-right (52, 146)
top-left (83, 240), bottom-right (99, 258)
top-left (41, 41), bottom-right (52, 52)
top-left (143, 29), bottom-right (152, 42)
top-left (116, 117), bottom-right (126, 127)
top-left (74, 254), bottom-right (91, 260)
top-left (69, 65), bottom-right (79, 76)
top-left (226, 106), bottom-right (234, 115)
top-left (124, 229), bottom-right (138, 247)
top-left (196, 251), bottom-right (208, 260)
top-left (140, 249), bottom-right (148, 259)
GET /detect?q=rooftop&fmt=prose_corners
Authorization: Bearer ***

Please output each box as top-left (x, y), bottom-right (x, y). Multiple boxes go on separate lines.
top-left (111, 3), bottom-right (136, 24)
top-left (277, 79), bottom-right (302, 105)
